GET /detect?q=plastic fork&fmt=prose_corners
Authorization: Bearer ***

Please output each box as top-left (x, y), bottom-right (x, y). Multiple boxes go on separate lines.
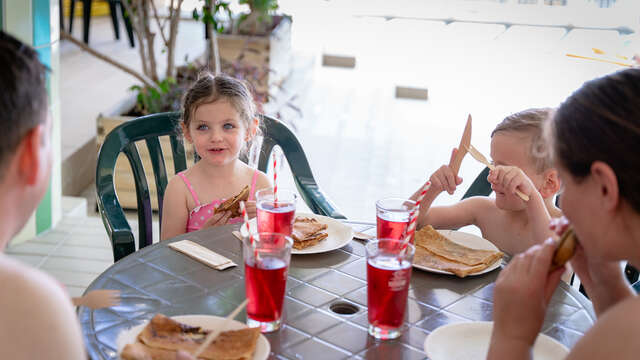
top-left (465, 144), bottom-right (530, 202)
top-left (72, 289), bottom-right (121, 309)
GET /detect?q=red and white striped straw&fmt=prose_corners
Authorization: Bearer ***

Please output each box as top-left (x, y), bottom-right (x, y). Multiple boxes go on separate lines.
top-left (240, 201), bottom-right (258, 259)
top-left (240, 201), bottom-right (253, 244)
top-left (272, 151), bottom-right (278, 204)
top-left (403, 181), bottom-right (431, 248)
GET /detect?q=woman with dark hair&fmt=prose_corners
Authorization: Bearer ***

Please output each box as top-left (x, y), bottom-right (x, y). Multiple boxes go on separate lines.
top-left (487, 68), bottom-right (640, 359)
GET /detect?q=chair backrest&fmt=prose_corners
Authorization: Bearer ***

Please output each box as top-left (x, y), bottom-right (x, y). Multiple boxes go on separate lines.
top-left (97, 112), bottom-right (344, 262)
top-left (461, 167), bottom-right (492, 199)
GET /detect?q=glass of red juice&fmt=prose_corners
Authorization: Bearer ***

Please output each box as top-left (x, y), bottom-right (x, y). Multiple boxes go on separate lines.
top-left (376, 198), bottom-right (416, 244)
top-left (243, 232), bottom-right (293, 333)
top-left (256, 189), bottom-right (297, 236)
top-left (366, 238), bottom-right (414, 340)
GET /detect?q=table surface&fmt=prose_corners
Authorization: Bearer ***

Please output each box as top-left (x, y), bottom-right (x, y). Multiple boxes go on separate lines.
top-left (79, 221), bottom-right (595, 360)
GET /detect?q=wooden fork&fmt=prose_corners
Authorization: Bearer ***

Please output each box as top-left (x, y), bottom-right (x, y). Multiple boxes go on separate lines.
top-left (72, 289), bottom-right (121, 309)
top-left (465, 144), bottom-right (530, 202)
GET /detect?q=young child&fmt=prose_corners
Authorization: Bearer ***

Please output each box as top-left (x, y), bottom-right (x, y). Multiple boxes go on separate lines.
top-left (161, 73), bottom-right (271, 240)
top-left (413, 108), bottom-right (562, 255)
top-left (0, 31), bottom-right (85, 359)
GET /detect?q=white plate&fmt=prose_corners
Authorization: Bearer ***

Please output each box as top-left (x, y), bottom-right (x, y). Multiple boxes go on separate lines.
top-left (241, 213), bottom-right (354, 254)
top-left (425, 321), bottom-right (568, 360)
top-left (413, 230), bottom-right (502, 276)
top-left (116, 315), bottom-right (270, 360)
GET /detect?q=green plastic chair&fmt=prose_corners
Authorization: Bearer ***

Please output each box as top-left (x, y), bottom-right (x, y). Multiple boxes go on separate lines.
top-left (96, 112), bottom-right (345, 262)
top-left (461, 167), bottom-right (492, 200)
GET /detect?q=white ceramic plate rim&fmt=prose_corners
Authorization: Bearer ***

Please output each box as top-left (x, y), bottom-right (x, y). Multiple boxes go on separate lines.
top-left (241, 212), bottom-right (353, 254)
top-left (115, 314), bottom-right (270, 360)
top-left (424, 321), bottom-right (569, 360)
top-left (412, 229), bottom-right (502, 276)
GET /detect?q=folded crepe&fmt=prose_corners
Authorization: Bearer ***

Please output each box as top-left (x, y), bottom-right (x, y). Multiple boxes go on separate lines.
top-left (291, 217), bottom-right (328, 250)
top-left (215, 185), bottom-right (250, 218)
top-left (413, 226), bottom-right (503, 278)
top-left (415, 226), bottom-right (503, 266)
top-left (414, 246), bottom-right (487, 278)
top-left (121, 314), bottom-right (260, 360)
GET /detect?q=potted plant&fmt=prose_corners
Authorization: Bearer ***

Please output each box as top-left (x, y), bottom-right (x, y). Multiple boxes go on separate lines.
top-left (65, 0), bottom-right (296, 210)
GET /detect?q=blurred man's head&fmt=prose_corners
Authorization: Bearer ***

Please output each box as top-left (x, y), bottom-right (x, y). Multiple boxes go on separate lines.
top-left (0, 31), bottom-right (52, 241)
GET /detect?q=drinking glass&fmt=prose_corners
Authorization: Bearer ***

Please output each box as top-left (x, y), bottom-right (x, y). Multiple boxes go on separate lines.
top-left (256, 189), bottom-right (297, 236)
top-left (366, 238), bottom-right (414, 340)
top-left (243, 232), bottom-right (293, 333)
top-left (376, 198), bottom-right (416, 243)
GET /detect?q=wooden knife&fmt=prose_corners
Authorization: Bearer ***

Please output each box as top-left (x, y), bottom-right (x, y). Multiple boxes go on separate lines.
top-left (449, 114), bottom-right (472, 176)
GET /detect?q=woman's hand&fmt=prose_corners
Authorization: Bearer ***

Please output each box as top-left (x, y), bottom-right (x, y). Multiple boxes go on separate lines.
top-left (429, 148), bottom-right (463, 195)
top-left (244, 200), bottom-right (258, 219)
top-left (202, 211), bottom-right (232, 229)
top-left (488, 239), bottom-right (565, 359)
top-left (550, 217), bottom-right (633, 316)
top-left (487, 165), bottom-right (536, 200)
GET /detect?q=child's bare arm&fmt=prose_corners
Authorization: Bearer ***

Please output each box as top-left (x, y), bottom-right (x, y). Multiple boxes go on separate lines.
top-left (419, 197), bottom-right (489, 230)
top-left (160, 177), bottom-right (190, 241)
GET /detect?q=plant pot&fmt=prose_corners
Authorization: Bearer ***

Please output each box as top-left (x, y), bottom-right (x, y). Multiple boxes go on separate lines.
top-left (217, 15), bottom-right (292, 95)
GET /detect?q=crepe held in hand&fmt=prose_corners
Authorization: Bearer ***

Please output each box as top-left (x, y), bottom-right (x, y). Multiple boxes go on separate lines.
top-left (291, 217), bottom-right (328, 250)
top-left (214, 185), bottom-right (250, 218)
top-left (121, 314), bottom-right (260, 360)
top-left (413, 226), bottom-right (503, 278)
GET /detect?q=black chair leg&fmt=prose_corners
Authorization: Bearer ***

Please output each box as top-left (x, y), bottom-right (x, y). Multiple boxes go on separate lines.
top-left (69, 0), bottom-right (76, 34)
top-left (59, 0), bottom-right (64, 30)
top-left (82, 0), bottom-right (92, 44)
top-left (108, 0), bottom-right (120, 40)
top-left (119, 1), bottom-right (135, 48)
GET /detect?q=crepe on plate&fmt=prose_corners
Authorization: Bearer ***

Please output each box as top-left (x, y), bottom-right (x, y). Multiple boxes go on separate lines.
top-left (291, 217), bottom-right (328, 250)
top-left (413, 226), bottom-right (503, 278)
top-left (121, 314), bottom-right (260, 360)
top-left (214, 185), bottom-right (250, 218)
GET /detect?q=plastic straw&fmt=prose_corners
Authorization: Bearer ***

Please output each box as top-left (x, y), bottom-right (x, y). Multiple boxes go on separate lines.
top-left (402, 181), bottom-right (431, 251)
top-left (273, 151), bottom-right (278, 205)
top-left (240, 201), bottom-right (258, 261)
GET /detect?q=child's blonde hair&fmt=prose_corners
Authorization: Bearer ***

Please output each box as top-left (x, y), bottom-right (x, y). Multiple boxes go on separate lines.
top-left (491, 108), bottom-right (554, 173)
top-left (182, 72), bottom-right (256, 131)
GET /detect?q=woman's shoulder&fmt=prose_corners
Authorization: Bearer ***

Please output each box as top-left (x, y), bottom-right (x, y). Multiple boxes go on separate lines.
top-left (567, 295), bottom-right (640, 359)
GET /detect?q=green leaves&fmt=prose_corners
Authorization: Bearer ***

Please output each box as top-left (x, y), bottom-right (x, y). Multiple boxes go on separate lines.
top-left (129, 77), bottom-right (181, 116)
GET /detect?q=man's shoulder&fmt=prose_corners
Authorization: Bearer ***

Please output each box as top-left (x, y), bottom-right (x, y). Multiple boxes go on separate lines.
top-left (0, 254), bottom-right (66, 306)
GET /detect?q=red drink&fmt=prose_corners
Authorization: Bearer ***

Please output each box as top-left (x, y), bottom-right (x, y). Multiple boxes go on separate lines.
top-left (245, 257), bottom-right (288, 323)
top-left (376, 198), bottom-right (415, 244)
top-left (257, 202), bottom-right (296, 235)
top-left (366, 239), bottom-right (414, 340)
top-left (376, 214), bottom-right (410, 241)
top-left (367, 256), bottom-right (412, 330)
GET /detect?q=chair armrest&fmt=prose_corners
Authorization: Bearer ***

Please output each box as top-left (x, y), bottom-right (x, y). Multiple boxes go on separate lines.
top-left (96, 188), bottom-right (135, 262)
top-left (295, 177), bottom-right (346, 219)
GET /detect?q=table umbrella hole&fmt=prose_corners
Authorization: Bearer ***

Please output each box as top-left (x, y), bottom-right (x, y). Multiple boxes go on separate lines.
top-left (329, 302), bottom-right (359, 316)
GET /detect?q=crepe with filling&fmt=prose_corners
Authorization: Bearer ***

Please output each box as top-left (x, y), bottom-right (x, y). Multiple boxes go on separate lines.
top-left (414, 226), bottom-right (503, 266)
top-left (414, 246), bottom-right (488, 278)
top-left (123, 314), bottom-right (259, 360)
top-left (291, 217), bottom-right (328, 249)
top-left (214, 185), bottom-right (250, 218)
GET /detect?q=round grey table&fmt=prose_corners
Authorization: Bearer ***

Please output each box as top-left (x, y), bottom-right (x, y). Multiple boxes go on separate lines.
top-left (79, 221), bottom-right (595, 360)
